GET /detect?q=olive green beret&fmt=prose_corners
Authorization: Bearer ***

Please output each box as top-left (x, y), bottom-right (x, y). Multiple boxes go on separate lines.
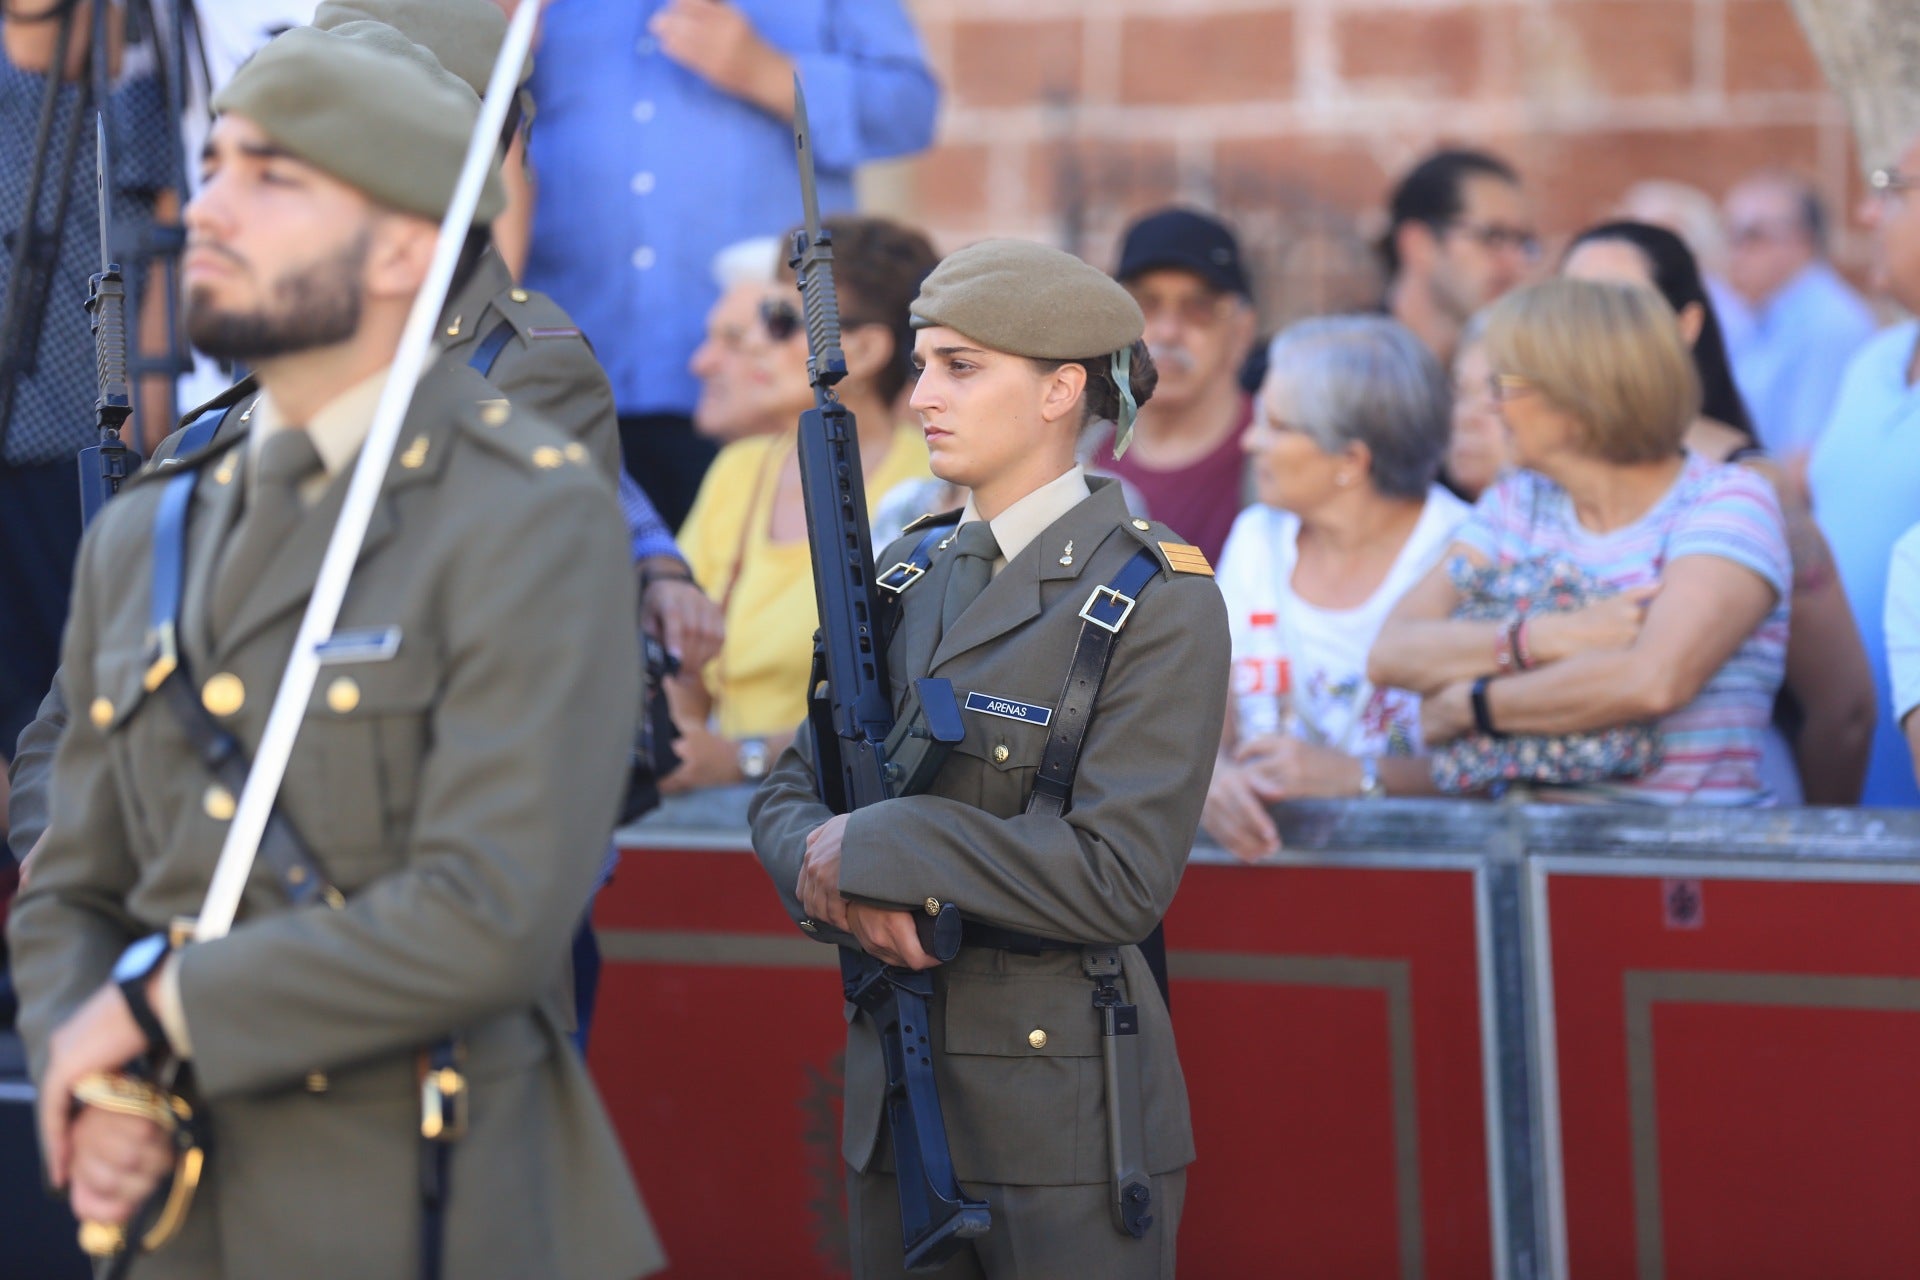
top-left (909, 238), bottom-right (1144, 359)
top-left (214, 25), bottom-right (505, 224)
top-left (311, 0), bottom-right (533, 99)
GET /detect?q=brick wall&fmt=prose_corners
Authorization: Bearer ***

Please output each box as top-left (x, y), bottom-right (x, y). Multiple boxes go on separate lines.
top-left (873, 0), bottom-right (1859, 328)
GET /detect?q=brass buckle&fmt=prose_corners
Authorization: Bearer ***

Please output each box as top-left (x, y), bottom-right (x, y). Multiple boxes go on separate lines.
top-left (142, 623), bottom-right (180, 693)
top-left (421, 1065), bottom-right (468, 1142)
top-left (877, 561), bottom-right (926, 594)
top-left (1078, 585), bottom-right (1137, 634)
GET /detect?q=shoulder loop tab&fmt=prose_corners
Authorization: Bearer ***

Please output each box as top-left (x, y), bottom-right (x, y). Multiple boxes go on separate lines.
top-left (467, 318), bottom-right (516, 378)
top-left (877, 522), bottom-right (952, 596)
top-left (1027, 548), bottom-right (1161, 818)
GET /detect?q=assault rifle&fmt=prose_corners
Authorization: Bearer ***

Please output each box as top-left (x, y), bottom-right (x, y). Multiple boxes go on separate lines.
top-left (788, 78), bottom-right (990, 1269)
top-left (81, 111), bottom-right (142, 524)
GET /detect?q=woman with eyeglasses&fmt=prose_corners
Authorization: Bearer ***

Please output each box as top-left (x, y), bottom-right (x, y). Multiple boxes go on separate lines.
top-left (667, 215), bottom-right (938, 792)
top-left (1369, 277), bottom-right (1791, 805)
top-left (1562, 219), bottom-right (1875, 804)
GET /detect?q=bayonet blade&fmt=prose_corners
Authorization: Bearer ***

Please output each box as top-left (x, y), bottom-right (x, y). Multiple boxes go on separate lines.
top-left (794, 77), bottom-right (823, 245)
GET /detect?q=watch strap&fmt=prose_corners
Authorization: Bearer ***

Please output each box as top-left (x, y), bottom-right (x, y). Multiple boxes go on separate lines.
top-left (120, 964), bottom-right (172, 1057)
top-left (1470, 675), bottom-right (1506, 740)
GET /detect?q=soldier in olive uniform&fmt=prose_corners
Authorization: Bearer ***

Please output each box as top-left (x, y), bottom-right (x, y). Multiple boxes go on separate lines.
top-left (7, 26), bottom-right (662, 1279)
top-left (750, 240), bottom-right (1230, 1278)
top-left (6, 1), bottom-right (720, 867)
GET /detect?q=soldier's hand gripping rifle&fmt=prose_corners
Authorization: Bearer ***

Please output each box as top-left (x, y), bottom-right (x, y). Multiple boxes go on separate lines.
top-left (80, 111), bottom-right (143, 525)
top-left (788, 78), bottom-right (991, 1271)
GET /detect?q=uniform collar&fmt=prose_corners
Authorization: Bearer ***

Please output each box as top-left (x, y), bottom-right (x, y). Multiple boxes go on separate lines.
top-left (250, 366), bottom-right (392, 504)
top-left (960, 465), bottom-right (1092, 572)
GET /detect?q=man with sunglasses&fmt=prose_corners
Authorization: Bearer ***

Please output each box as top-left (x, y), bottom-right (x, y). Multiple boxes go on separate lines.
top-left (1099, 208), bottom-right (1260, 563)
top-left (1379, 147), bottom-right (1538, 368)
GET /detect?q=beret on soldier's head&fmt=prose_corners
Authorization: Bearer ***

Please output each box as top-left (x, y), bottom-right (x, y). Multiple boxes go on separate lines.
top-left (909, 239), bottom-right (1144, 360)
top-left (311, 0), bottom-right (533, 98)
top-left (214, 25), bottom-right (506, 224)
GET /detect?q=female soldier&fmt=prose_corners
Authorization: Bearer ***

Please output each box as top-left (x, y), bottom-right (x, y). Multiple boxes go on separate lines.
top-left (749, 239), bottom-right (1230, 1278)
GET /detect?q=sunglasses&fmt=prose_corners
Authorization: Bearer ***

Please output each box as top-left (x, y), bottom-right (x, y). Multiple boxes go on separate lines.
top-left (1447, 221), bottom-right (1542, 260)
top-left (758, 298), bottom-right (803, 341)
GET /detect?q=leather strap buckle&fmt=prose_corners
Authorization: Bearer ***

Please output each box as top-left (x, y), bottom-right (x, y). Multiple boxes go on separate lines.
top-left (877, 561), bottom-right (927, 594)
top-left (1078, 585), bottom-right (1137, 634)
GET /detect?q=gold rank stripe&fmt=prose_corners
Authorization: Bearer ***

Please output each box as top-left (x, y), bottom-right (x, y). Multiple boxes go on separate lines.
top-left (1158, 541), bottom-right (1215, 576)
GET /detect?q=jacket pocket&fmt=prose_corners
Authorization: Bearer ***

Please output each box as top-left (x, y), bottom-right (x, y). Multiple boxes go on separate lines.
top-left (943, 972), bottom-right (1099, 1059)
top-left (297, 653), bottom-right (438, 874)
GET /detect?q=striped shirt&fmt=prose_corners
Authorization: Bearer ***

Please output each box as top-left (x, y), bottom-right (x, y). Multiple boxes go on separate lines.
top-left (1456, 454), bottom-right (1790, 805)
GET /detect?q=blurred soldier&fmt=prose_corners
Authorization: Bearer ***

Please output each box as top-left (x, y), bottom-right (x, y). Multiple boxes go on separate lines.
top-left (7, 25), bottom-right (662, 1278)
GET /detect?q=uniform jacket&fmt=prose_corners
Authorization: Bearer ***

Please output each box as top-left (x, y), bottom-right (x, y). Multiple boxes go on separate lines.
top-left (6, 361), bottom-right (663, 1280)
top-left (5, 247), bottom-right (619, 863)
top-left (749, 478), bottom-right (1230, 1186)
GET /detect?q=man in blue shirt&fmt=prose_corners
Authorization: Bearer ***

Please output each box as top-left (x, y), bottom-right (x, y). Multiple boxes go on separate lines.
top-left (1808, 137), bottom-right (1920, 807)
top-left (1724, 171), bottom-right (1878, 469)
top-left (523, 0), bottom-right (939, 529)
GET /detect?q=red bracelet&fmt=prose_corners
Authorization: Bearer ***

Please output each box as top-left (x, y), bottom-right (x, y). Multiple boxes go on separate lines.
top-left (1512, 615), bottom-right (1535, 671)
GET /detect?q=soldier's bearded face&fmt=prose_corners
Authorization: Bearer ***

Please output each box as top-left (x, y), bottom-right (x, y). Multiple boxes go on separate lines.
top-left (185, 229), bottom-right (369, 361)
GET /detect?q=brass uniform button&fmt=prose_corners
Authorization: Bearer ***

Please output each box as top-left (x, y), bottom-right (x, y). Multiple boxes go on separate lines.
top-left (203, 785), bottom-right (236, 821)
top-left (201, 673), bottom-right (245, 717)
top-left (287, 865), bottom-right (308, 886)
top-left (305, 1071), bottom-right (329, 1093)
top-left (563, 442), bottom-right (588, 465)
top-left (992, 744), bottom-right (1010, 765)
top-left (1132, 519), bottom-right (1151, 531)
top-left (399, 436), bottom-right (430, 470)
top-left (509, 288), bottom-right (530, 303)
top-left (798, 918), bottom-right (819, 933)
top-left (326, 677), bottom-right (361, 714)
top-left (89, 696), bottom-right (114, 729)
top-left (1028, 1029), bottom-right (1048, 1050)
top-left (924, 897), bottom-right (941, 917)
top-left (531, 445), bottom-right (564, 469)
top-left (480, 400), bottom-right (510, 426)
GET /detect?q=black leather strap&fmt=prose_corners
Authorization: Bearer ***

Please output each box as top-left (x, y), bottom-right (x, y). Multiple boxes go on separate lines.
top-left (1026, 549), bottom-right (1162, 820)
top-left (876, 522), bottom-right (951, 597)
top-left (960, 921), bottom-right (1080, 954)
top-left (466, 318), bottom-right (515, 377)
top-left (419, 1039), bottom-right (461, 1280)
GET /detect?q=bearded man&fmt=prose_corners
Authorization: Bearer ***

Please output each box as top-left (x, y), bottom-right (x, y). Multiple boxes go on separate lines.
top-left (6, 24), bottom-right (661, 1279)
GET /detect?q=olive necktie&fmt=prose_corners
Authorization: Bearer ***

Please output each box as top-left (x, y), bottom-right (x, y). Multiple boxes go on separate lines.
top-left (210, 429), bottom-right (325, 638)
top-left (940, 520), bottom-right (1001, 635)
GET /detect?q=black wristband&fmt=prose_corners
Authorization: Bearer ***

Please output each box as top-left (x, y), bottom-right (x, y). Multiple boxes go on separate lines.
top-left (638, 565), bottom-right (696, 594)
top-left (119, 972), bottom-right (171, 1057)
top-left (1470, 675), bottom-right (1505, 739)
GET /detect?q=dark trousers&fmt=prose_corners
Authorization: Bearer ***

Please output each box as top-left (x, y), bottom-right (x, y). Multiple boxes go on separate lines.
top-left (570, 912), bottom-right (602, 1057)
top-left (617, 412), bottom-right (716, 532)
top-left (0, 459), bottom-right (83, 759)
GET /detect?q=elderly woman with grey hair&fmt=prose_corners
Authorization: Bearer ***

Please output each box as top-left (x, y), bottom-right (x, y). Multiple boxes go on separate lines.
top-left (1202, 315), bottom-right (1470, 860)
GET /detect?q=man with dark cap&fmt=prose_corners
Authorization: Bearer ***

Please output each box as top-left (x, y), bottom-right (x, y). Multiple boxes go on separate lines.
top-left (1380, 147), bottom-right (1537, 367)
top-left (7, 24), bottom-right (662, 1278)
top-left (752, 238), bottom-right (1228, 1278)
top-left (1100, 207), bottom-right (1259, 563)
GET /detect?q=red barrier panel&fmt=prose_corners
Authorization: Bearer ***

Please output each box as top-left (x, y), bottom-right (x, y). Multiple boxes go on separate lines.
top-left (1535, 863), bottom-right (1920, 1279)
top-left (592, 838), bottom-right (1500, 1278)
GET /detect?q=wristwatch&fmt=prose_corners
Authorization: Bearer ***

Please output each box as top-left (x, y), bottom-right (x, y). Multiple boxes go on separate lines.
top-left (1357, 753), bottom-right (1386, 800)
top-left (736, 737), bottom-right (772, 782)
top-left (113, 933), bottom-right (173, 1057)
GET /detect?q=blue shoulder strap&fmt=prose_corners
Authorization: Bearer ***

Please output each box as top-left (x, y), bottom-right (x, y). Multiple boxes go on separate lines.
top-left (876, 523), bottom-right (952, 597)
top-left (467, 319), bottom-right (515, 377)
top-left (171, 403), bottom-right (232, 461)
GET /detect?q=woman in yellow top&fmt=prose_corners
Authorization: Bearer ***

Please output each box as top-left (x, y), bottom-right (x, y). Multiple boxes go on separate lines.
top-left (669, 216), bottom-right (939, 790)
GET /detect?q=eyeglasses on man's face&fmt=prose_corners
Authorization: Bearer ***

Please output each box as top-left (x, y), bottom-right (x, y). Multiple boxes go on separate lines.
top-left (1446, 220), bottom-right (1542, 260)
top-left (1870, 167), bottom-right (1917, 203)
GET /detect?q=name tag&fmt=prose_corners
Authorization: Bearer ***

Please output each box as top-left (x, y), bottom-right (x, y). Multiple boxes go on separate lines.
top-left (965, 691), bottom-right (1052, 727)
top-left (314, 626), bottom-right (402, 665)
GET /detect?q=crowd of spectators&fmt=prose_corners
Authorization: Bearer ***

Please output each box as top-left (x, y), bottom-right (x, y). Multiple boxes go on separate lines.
top-left (14, 0), bottom-right (1920, 875)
